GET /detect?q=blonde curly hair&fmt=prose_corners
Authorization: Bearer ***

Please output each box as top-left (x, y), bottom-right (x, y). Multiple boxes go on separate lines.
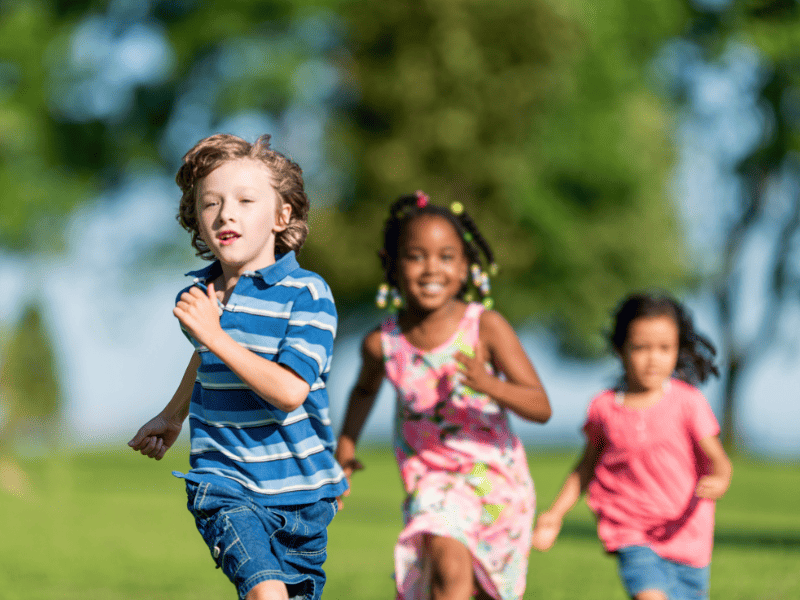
top-left (176, 133), bottom-right (309, 259)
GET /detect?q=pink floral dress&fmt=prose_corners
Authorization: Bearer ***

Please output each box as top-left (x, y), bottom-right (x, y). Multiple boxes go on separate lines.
top-left (381, 303), bottom-right (535, 600)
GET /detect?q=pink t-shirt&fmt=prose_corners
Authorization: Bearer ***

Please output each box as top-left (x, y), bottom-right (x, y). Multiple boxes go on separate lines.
top-left (583, 379), bottom-right (720, 567)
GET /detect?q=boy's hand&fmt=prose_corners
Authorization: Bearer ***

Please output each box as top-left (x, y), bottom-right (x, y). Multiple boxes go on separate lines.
top-left (695, 473), bottom-right (729, 500)
top-left (531, 510), bottom-right (562, 552)
top-left (128, 414), bottom-right (183, 460)
top-left (454, 342), bottom-right (492, 396)
top-left (174, 282), bottom-right (224, 347)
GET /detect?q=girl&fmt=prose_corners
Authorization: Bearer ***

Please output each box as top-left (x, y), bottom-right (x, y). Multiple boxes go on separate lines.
top-left (532, 293), bottom-right (732, 600)
top-left (336, 192), bottom-right (552, 600)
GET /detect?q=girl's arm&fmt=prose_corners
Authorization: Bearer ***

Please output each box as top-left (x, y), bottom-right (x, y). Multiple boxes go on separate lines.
top-left (455, 309), bottom-right (551, 422)
top-left (335, 328), bottom-right (385, 480)
top-left (695, 434), bottom-right (732, 500)
top-left (175, 283), bottom-right (311, 413)
top-left (531, 440), bottom-right (602, 551)
top-left (128, 352), bottom-right (200, 460)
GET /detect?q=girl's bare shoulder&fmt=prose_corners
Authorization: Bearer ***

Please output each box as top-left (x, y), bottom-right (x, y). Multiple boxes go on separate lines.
top-left (362, 326), bottom-right (383, 361)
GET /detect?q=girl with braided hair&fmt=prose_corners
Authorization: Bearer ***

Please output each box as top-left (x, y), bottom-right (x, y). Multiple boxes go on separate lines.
top-left (336, 192), bottom-right (552, 600)
top-left (532, 292), bottom-right (731, 600)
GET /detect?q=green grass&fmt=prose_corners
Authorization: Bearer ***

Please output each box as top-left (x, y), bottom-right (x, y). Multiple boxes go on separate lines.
top-left (0, 447), bottom-right (797, 599)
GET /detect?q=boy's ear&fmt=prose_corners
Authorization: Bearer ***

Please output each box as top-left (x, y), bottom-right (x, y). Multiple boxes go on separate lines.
top-left (273, 203), bottom-right (292, 233)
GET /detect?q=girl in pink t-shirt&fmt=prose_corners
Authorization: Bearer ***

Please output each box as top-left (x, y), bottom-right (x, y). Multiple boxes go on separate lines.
top-left (532, 293), bottom-right (732, 600)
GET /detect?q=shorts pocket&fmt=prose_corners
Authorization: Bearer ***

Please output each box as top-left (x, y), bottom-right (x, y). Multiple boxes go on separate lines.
top-left (284, 500), bottom-right (336, 558)
top-left (207, 509), bottom-right (251, 577)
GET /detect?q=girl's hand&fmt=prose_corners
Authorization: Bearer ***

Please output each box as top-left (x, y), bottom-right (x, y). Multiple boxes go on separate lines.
top-left (174, 282), bottom-right (224, 347)
top-left (454, 342), bottom-right (493, 396)
top-left (695, 473), bottom-right (729, 500)
top-left (531, 510), bottom-right (562, 552)
top-left (335, 457), bottom-right (365, 510)
top-left (334, 435), bottom-right (365, 509)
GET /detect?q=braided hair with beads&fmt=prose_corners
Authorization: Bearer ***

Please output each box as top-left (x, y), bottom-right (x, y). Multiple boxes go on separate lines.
top-left (376, 191), bottom-right (498, 311)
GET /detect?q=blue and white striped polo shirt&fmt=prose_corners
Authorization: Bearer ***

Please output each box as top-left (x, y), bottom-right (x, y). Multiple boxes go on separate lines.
top-left (175, 251), bottom-right (347, 506)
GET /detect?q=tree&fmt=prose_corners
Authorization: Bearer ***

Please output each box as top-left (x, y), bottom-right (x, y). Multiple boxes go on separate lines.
top-left (0, 0), bottom-right (341, 449)
top-left (0, 304), bottom-right (62, 448)
top-left (668, 0), bottom-right (800, 448)
top-left (312, 0), bottom-right (693, 352)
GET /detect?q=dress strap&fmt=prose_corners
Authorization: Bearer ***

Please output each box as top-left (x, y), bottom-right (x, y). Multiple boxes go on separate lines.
top-left (379, 315), bottom-right (400, 361)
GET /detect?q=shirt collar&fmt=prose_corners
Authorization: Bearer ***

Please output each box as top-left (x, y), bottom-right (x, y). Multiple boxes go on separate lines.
top-left (185, 251), bottom-right (299, 285)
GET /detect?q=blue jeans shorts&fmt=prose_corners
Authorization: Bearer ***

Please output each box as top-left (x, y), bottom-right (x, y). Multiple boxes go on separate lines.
top-left (185, 480), bottom-right (337, 600)
top-left (616, 545), bottom-right (710, 600)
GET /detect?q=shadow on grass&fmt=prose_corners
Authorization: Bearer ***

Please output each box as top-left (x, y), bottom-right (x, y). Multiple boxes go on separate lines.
top-left (558, 522), bottom-right (800, 551)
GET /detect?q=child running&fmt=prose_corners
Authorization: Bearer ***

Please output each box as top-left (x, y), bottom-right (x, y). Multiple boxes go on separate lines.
top-left (128, 133), bottom-right (347, 600)
top-left (336, 192), bottom-right (552, 600)
top-left (532, 292), bottom-right (732, 600)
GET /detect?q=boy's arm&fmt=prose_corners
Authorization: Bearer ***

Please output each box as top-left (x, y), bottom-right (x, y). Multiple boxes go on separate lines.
top-left (128, 352), bottom-right (200, 460)
top-left (175, 283), bottom-right (311, 413)
top-left (455, 310), bottom-right (551, 423)
top-left (335, 329), bottom-right (384, 496)
top-left (532, 441), bottom-right (601, 551)
top-left (695, 434), bottom-right (732, 500)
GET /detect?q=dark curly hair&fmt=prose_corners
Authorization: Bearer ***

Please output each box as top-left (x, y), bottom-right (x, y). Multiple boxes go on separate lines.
top-left (379, 192), bottom-right (496, 301)
top-left (609, 292), bottom-right (719, 385)
top-left (175, 133), bottom-right (309, 259)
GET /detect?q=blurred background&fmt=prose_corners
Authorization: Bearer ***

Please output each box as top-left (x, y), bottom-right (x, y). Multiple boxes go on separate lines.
top-left (1, 0), bottom-right (799, 472)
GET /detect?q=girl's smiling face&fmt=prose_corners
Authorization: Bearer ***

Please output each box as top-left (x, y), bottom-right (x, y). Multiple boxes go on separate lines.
top-left (397, 215), bottom-right (469, 313)
top-left (621, 314), bottom-right (680, 393)
top-left (196, 158), bottom-right (291, 275)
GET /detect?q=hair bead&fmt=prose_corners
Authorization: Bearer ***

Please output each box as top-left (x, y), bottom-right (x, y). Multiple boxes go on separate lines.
top-left (375, 283), bottom-right (389, 308)
top-left (390, 287), bottom-right (403, 310)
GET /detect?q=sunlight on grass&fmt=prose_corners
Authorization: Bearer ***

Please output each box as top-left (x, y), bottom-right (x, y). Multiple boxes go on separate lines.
top-left (0, 447), bottom-right (796, 599)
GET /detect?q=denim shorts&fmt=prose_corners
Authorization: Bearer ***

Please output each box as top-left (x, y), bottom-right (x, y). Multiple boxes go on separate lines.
top-left (185, 480), bottom-right (337, 600)
top-left (616, 545), bottom-right (710, 600)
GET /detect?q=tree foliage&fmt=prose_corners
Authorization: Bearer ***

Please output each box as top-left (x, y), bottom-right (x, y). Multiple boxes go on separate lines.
top-left (0, 304), bottom-right (62, 447)
top-left (1, 0), bottom-right (695, 353)
top-left (673, 0), bottom-right (800, 447)
top-left (312, 0), bottom-right (692, 351)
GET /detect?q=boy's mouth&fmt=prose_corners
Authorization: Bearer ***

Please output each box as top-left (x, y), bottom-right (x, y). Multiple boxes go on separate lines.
top-left (218, 231), bottom-right (240, 244)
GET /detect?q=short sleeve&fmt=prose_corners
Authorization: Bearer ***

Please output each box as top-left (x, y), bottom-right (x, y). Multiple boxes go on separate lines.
top-left (276, 280), bottom-right (337, 386)
top-left (582, 396), bottom-right (606, 447)
top-left (175, 284), bottom-right (198, 346)
top-left (683, 387), bottom-right (720, 442)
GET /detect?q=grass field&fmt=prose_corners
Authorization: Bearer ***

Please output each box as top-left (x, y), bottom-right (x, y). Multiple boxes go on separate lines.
top-left (0, 446), bottom-right (797, 599)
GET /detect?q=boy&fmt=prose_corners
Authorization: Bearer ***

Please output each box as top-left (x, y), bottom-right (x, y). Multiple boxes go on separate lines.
top-left (129, 134), bottom-right (347, 600)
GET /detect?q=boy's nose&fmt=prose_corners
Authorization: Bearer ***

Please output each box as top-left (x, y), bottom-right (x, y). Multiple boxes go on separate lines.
top-left (217, 201), bottom-right (236, 222)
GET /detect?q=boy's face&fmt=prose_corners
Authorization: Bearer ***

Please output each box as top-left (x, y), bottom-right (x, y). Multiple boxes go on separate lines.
top-left (196, 158), bottom-right (291, 274)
